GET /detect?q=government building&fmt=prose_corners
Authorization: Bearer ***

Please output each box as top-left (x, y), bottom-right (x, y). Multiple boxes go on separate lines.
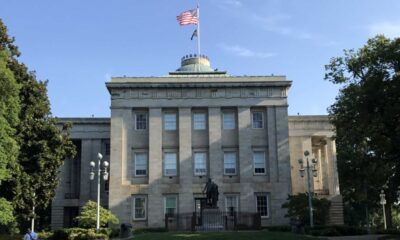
top-left (51, 55), bottom-right (342, 229)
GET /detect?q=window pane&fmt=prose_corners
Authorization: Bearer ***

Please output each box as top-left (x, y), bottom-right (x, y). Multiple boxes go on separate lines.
top-left (193, 113), bottom-right (206, 130)
top-left (134, 197), bottom-right (146, 219)
top-left (164, 153), bottom-right (177, 176)
top-left (165, 196), bottom-right (177, 216)
top-left (252, 112), bottom-right (263, 129)
top-left (164, 113), bottom-right (176, 130)
top-left (256, 195), bottom-right (268, 217)
top-left (136, 113), bottom-right (147, 130)
top-left (254, 151), bottom-right (265, 174)
top-left (224, 152), bottom-right (236, 175)
top-left (194, 152), bottom-right (206, 175)
top-left (223, 112), bottom-right (235, 129)
top-left (225, 196), bottom-right (238, 213)
top-left (135, 153), bottom-right (147, 176)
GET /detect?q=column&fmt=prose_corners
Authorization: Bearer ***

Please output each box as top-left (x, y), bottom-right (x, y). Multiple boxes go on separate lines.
top-left (148, 108), bottom-right (163, 227)
top-left (178, 108), bottom-right (193, 213)
top-left (267, 107), bottom-right (277, 182)
top-left (327, 138), bottom-right (340, 195)
top-left (208, 107), bottom-right (222, 185)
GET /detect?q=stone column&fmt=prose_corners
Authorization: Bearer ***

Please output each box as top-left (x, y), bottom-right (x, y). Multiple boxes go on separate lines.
top-left (327, 138), bottom-right (340, 195)
top-left (267, 107), bottom-right (277, 182)
top-left (208, 107), bottom-right (222, 185)
top-left (178, 107), bottom-right (193, 214)
top-left (148, 108), bottom-right (163, 227)
top-left (238, 107), bottom-right (253, 212)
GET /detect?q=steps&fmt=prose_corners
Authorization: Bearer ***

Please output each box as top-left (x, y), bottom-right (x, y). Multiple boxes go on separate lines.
top-left (328, 195), bottom-right (344, 225)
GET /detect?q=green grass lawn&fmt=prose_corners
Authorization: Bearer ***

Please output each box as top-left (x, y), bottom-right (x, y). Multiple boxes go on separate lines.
top-left (129, 231), bottom-right (326, 240)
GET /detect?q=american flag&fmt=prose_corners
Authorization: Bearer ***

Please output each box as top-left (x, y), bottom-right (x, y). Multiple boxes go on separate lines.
top-left (176, 9), bottom-right (198, 26)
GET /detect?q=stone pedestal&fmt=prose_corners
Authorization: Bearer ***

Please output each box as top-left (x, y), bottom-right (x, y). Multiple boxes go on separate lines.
top-left (196, 208), bottom-right (225, 232)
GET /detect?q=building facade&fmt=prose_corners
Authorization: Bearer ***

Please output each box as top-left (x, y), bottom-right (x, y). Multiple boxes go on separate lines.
top-left (51, 56), bottom-right (342, 229)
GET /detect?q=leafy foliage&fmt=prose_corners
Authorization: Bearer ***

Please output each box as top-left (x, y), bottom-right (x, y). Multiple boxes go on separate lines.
top-left (0, 198), bottom-right (14, 226)
top-left (282, 193), bottom-right (331, 226)
top-left (0, 18), bottom-right (76, 230)
top-left (75, 201), bottom-right (119, 228)
top-left (325, 35), bottom-right (400, 227)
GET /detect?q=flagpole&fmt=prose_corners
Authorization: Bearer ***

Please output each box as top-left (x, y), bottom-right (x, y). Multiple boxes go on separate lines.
top-left (197, 3), bottom-right (201, 58)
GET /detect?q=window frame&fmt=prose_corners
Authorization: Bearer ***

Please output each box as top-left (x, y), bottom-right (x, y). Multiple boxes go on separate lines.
top-left (163, 112), bottom-right (177, 131)
top-left (253, 151), bottom-right (266, 175)
top-left (193, 112), bottom-right (207, 130)
top-left (135, 112), bottom-right (148, 130)
top-left (194, 152), bottom-right (207, 176)
top-left (134, 152), bottom-right (148, 177)
top-left (132, 196), bottom-right (147, 220)
top-left (164, 152), bottom-right (177, 176)
top-left (225, 195), bottom-right (239, 213)
top-left (223, 151), bottom-right (237, 175)
top-left (251, 111), bottom-right (264, 129)
top-left (255, 194), bottom-right (269, 218)
top-left (164, 195), bottom-right (178, 217)
top-left (222, 111), bottom-right (236, 130)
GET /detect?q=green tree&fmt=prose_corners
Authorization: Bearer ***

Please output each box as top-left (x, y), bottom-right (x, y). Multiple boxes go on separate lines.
top-left (0, 49), bottom-right (20, 229)
top-left (282, 193), bottom-right (331, 226)
top-left (75, 201), bottom-right (119, 228)
top-left (325, 35), bottom-right (400, 227)
top-left (0, 18), bottom-right (76, 230)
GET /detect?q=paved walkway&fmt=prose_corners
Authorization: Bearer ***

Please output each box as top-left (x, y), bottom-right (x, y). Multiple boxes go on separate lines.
top-left (327, 235), bottom-right (388, 240)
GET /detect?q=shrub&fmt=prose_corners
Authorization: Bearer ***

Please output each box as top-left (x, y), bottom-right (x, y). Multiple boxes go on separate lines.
top-left (133, 227), bottom-right (167, 234)
top-left (282, 193), bottom-right (331, 226)
top-left (38, 231), bottom-right (52, 240)
top-left (51, 229), bottom-right (69, 240)
top-left (0, 235), bottom-right (22, 240)
top-left (262, 225), bottom-right (291, 232)
top-left (74, 201), bottom-right (118, 228)
top-left (306, 225), bottom-right (368, 236)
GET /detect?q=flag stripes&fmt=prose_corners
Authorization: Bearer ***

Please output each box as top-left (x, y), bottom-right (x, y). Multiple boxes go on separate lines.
top-left (176, 9), bottom-right (198, 26)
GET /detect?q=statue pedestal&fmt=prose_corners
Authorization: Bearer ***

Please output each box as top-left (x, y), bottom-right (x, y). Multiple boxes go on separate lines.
top-left (196, 208), bottom-right (224, 232)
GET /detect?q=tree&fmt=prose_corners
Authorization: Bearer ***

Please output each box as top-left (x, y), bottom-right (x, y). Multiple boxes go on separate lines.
top-left (0, 49), bottom-right (20, 230)
top-left (325, 35), bottom-right (400, 227)
top-left (75, 201), bottom-right (119, 228)
top-left (0, 18), bottom-right (76, 230)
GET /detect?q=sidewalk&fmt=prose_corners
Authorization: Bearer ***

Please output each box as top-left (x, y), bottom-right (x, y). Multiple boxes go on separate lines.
top-left (327, 235), bottom-right (388, 240)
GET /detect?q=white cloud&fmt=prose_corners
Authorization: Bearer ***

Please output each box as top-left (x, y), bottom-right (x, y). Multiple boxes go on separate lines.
top-left (219, 44), bottom-right (276, 58)
top-left (224, 0), bottom-right (242, 8)
top-left (368, 21), bottom-right (400, 38)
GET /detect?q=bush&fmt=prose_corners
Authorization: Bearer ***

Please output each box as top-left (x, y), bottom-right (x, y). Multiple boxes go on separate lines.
top-left (38, 231), bottom-right (52, 240)
top-left (306, 225), bottom-right (368, 236)
top-left (282, 193), bottom-right (331, 226)
top-left (51, 229), bottom-right (69, 240)
top-left (0, 235), bottom-right (22, 240)
top-left (74, 201), bottom-right (118, 228)
top-left (262, 225), bottom-right (291, 232)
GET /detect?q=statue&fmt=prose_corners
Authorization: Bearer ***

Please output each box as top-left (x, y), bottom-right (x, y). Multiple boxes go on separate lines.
top-left (202, 178), bottom-right (219, 208)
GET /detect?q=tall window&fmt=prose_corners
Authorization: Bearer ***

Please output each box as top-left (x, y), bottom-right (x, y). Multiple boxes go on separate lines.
top-left (253, 151), bottom-right (266, 174)
top-left (223, 112), bottom-right (235, 129)
top-left (134, 153), bottom-right (147, 176)
top-left (132, 196), bottom-right (146, 220)
top-left (135, 113), bottom-right (147, 130)
top-left (225, 195), bottom-right (239, 214)
top-left (193, 113), bottom-right (206, 130)
top-left (164, 195), bottom-right (177, 217)
top-left (164, 113), bottom-right (177, 130)
top-left (194, 152), bottom-right (207, 176)
top-left (256, 194), bottom-right (269, 218)
top-left (224, 152), bottom-right (236, 175)
top-left (164, 152), bottom-right (177, 176)
top-left (252, 111), bottom-right (263, 129)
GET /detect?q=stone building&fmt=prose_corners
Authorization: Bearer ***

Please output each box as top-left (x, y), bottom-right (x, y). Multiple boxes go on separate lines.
top-left (51, 55), bottom-right (342, 229)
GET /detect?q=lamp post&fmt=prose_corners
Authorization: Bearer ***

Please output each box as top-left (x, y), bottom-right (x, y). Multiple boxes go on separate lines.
top-left (380, 190), bottom-right (387, 230)
top-left (90, 153), bottom-right (109, 232)
top-left (298, 150), bottom-right (318, 227)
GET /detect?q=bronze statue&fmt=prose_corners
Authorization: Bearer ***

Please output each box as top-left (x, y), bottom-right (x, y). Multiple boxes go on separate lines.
top-left (203, 178), bottom-right (219, 208)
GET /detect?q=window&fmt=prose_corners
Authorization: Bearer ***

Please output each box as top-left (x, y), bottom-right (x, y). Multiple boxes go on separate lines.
top-left (225, 195), bottom-right (239, 214)
top-left (134, 153), bottom-right (147, 176)
top-left (256, 194), bottom-right (269, 218)
top-left (132, 196), bottom-right (146, 220)
top-left (164, 113), bottom-right (177, 130)
top-left (164, 152), bottom-right (177, 176)
top-left (193, 113), bottom-right (206, 130)
top-left (223, 112), bottom-right (235, 129)
top-left (194, 152), bottom-right (207, 176)
top-left (252, 111), bottom-right (263, 129)
top-left (224, 152), bottom-right (236, 175)
top-left (164, 195), bottom-right (177, 217)
top-left (253, 151), bottom-right (266, 174)
top-left (135, 113), bottom-right (147, 130)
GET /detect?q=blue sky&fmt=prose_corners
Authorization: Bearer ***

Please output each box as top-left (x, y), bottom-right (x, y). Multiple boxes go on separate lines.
top-left (1, 0), bottom-right (399, 117)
